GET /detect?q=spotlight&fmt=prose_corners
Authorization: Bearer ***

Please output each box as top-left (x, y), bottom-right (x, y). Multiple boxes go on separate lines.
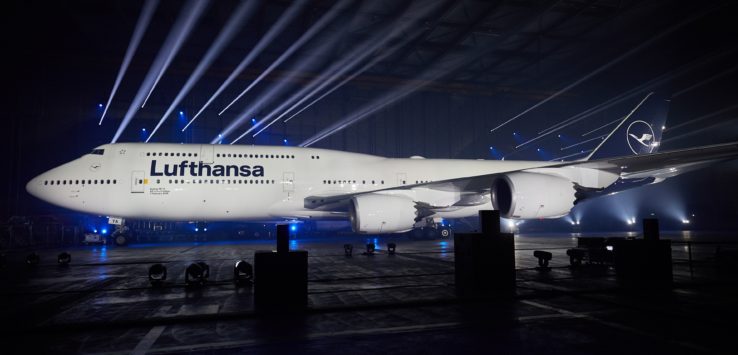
top-left (179, 111), bottom-right (184, 116)
top-left (283, 139), bottom-right (288, 144)
top-left (203, 227), bottom-right (208, 232)
top-left (142, 128), bottom-right (146, 132)
top-left (533, 250), bottom-right (552, 270)
top-left (98, 103), bottom-right (103, 108)
top-left (195, 227), bottom-right (199, 232)
top-left (290, 224), bottom-right (297, 232)
top-left (233, 260), bottom-right (253, 286)
top-left (185, 262), bottom-right (209, 287)
top-left (251, 118), bottom-right (256, 123)
top-left (26, 252), bottom-right (40, 266)
top-left (57, 252), bottom-right (71, 266)
top-left (101, 228), bottom-right (108, 235)
top-left (364, 243), bottom-right (376, 256)
top-left (344, 244), bottom-right (353, 257)
top-left (566, 248), bottom-right (585, 267)
top-left (148, 263), bottom-right (167, 286)
top-left (682, 219), bottom-right (691, 224)
top-left (387, 243), bottom-right (396, 255)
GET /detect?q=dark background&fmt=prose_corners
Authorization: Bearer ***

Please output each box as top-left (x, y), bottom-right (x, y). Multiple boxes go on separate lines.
top-left (3, 0), bottom-right (738, 232)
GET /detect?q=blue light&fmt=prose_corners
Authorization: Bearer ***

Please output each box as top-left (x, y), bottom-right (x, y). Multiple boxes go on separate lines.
top-left (290, 225), bottom-right (297, 232)
top-left (179, 111), bottom-right (184, 116)
top-left (283, 139), bottom-right (288, 144)
top-left (251, 118), bottom-right (257, 123)
top-left (204, 227), bottom-right (208, 232)
top-left (93, 229), bottom-right (98, 233)
top-left (101, 228), bottom-right (108, 235)
top-left (537, 148), bottom-right (541, 152)
top-left (195, 227), bottom-right (199, 232)
top-left (98, 103), bottom-right (103, 108)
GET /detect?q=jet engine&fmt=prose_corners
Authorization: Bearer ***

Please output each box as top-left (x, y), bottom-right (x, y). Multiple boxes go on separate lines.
top-left (349, 194), bottom-right (417, 234)
top-left (491, 172), bottom-right (576, 219)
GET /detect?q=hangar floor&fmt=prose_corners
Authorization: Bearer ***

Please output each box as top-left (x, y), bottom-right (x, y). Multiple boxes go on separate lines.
top-left (1, 233), bottom-right (737, 354)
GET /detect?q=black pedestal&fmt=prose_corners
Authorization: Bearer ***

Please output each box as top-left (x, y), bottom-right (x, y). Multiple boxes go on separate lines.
top-left (454, 211), bottom-right (515, 299)
top-left (614, 239), bottom-right (672, 288)
top-left (254, 250), bottom-right (308, 311)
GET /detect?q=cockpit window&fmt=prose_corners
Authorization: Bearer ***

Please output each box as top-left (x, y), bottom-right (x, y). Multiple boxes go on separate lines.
top-left (90, 149), bottom-right (104, 155)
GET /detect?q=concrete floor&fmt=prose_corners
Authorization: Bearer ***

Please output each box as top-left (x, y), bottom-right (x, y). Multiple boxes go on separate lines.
top-left (1, 233), bottom-right (737, 354)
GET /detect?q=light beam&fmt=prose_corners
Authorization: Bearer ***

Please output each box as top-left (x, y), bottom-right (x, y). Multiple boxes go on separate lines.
top-left (219, 0), bottom-right (351, 117)
top-left (141, 0), bottom-right (209, 108)
top-left (112, 0), bottom-right (209, 143)
top-left (145, 0), bottom-right (259, 142)
top-left (489, 4), bottom-right (725, 134)
top-left (225, 1), bottom-right (440, 144)
top-left (99, 0), bottom-right (159, 125)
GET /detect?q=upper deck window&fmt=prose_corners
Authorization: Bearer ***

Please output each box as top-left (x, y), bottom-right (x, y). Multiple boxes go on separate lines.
top-left (90, 149), bottom-right (104, 155)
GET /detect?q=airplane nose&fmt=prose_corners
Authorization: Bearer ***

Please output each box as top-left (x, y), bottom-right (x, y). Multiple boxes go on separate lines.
top-left (26, 174), bottom-right (44, 200)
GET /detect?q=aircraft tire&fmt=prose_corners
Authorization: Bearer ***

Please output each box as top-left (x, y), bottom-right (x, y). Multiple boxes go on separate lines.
top-left (114, 234), bottom-right (128, 246)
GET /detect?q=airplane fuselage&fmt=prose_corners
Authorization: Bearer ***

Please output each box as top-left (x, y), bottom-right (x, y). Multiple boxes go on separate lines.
top-left (26, 143), bottom-right (554, 222)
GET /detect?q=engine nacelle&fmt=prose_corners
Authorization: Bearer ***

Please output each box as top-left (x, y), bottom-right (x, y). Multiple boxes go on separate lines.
top-left (349, 194), bottom-right (417, 234)
top-left (491, 172), bottom-right (576, 219)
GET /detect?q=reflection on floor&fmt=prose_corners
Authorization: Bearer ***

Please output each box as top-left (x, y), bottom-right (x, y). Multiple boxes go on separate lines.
top-left (0, 232), bottom-right (736, 354)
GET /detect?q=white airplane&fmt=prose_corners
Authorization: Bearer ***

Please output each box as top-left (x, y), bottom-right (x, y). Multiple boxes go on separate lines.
top-left (26, 94), bottom-right (738, 239)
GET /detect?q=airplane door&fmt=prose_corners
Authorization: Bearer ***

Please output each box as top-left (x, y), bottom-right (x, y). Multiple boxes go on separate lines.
top-left (131, 171), bottom-right (145, 193)
top-left (200, 145), bottom-right (214, 164)
top-left (397, 173), bottom-right (407, 186)
top-left (283, 172), bottom-right (295, 192)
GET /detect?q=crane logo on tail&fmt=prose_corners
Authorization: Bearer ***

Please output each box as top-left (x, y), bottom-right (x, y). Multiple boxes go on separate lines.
top-left (626, 120), bottom-right (657, 155)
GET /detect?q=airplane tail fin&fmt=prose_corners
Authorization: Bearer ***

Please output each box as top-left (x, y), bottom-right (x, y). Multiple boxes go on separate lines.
top-left (585, 92), bottom-right (669, 161)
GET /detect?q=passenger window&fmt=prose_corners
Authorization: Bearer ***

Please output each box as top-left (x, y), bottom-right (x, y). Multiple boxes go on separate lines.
top-left (113, 179), bottom-right (117, 184)
top-left (44, 181), bottom-right (48, 185)
top-left (146, 153), bottom-right (151, 156)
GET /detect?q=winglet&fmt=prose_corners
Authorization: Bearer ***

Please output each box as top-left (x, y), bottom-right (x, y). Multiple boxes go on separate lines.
top-left (585, 92), bottom-right (669, 161)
